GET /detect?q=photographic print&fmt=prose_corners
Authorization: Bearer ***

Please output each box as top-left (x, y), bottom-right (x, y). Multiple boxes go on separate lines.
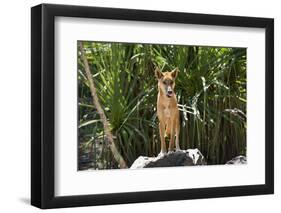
top-left (78, 41), bottom-right (247, 170)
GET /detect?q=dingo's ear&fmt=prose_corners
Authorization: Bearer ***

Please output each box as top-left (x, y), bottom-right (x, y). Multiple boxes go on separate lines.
top-left (155, 68), bottom-right (163, 79)
top-left (171, 68), bottom-right (179, 79)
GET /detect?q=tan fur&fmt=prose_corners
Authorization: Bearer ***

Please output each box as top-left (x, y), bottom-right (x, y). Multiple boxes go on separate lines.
top-left (155, 68), bottom-right (180, 154)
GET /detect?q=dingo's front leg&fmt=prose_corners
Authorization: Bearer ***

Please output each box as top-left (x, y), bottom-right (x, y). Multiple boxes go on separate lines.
top-left (168, 120), bottom-right (175, 153)
top-left (175, 119), bottom-right (181, 152)
top-left (158, 121), bottom-right (167, 157)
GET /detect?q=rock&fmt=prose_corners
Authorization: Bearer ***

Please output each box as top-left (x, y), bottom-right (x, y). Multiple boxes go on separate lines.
top-left (130, 149), bottom-right (206, 169)
top-left (226, 155), bottom-right (247, 165)
top-left (185, 148), bottom-right (206, 165)
top-left (129, 156), bottom-right (156, 169)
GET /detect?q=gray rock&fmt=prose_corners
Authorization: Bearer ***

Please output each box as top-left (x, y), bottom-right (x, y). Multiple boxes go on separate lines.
top-left (130, 156), bottom-right (156, 169)
top-left (185, 148), bottom-right (206, 165)
top-left (130, 149), bottom-right (206, 169)
top-left (226, 155), bottom-right (247, 165)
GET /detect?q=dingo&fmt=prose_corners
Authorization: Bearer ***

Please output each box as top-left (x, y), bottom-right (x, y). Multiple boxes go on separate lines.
top-left (155, 68), bottom-right (180, 156)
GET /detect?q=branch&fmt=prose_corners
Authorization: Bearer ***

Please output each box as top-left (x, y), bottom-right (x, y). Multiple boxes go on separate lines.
top-left (78, 41), bottom-right (127, 169)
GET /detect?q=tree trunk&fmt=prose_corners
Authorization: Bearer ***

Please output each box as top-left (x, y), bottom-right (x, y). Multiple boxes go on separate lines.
top-left (78, 41), bottom-right (127, 169)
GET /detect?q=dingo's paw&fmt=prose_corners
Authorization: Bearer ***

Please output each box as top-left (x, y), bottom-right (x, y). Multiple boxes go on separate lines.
top-left (168, 150), bottom-right (174, 154)
top-left (157, 150), bottom-right (167, 158)
top-left (175, 148), bottom-right (181, 152)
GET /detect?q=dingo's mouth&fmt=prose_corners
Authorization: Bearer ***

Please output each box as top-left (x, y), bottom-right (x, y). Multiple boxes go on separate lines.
top-left (166, 93), bottom-right (173, 98)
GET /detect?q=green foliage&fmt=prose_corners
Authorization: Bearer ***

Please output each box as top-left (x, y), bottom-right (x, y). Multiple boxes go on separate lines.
top-left (78, 42), bottom-right (246, 169)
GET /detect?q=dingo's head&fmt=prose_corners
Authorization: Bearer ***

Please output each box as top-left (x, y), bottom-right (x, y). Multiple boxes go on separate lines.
top-left (155, 68), bottom-right (178, 98)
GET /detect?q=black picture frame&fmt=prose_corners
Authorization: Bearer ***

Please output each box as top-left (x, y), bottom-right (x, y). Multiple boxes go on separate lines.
top-left (31, 3), bottom-right (274, 209)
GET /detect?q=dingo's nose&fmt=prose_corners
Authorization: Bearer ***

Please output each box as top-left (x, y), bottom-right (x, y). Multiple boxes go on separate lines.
top-left (167, 86), bottom-right (173, 93)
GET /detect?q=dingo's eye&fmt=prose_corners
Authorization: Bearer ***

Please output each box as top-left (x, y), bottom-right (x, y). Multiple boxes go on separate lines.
top-left (163, 80), bottom-right (167, 85)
